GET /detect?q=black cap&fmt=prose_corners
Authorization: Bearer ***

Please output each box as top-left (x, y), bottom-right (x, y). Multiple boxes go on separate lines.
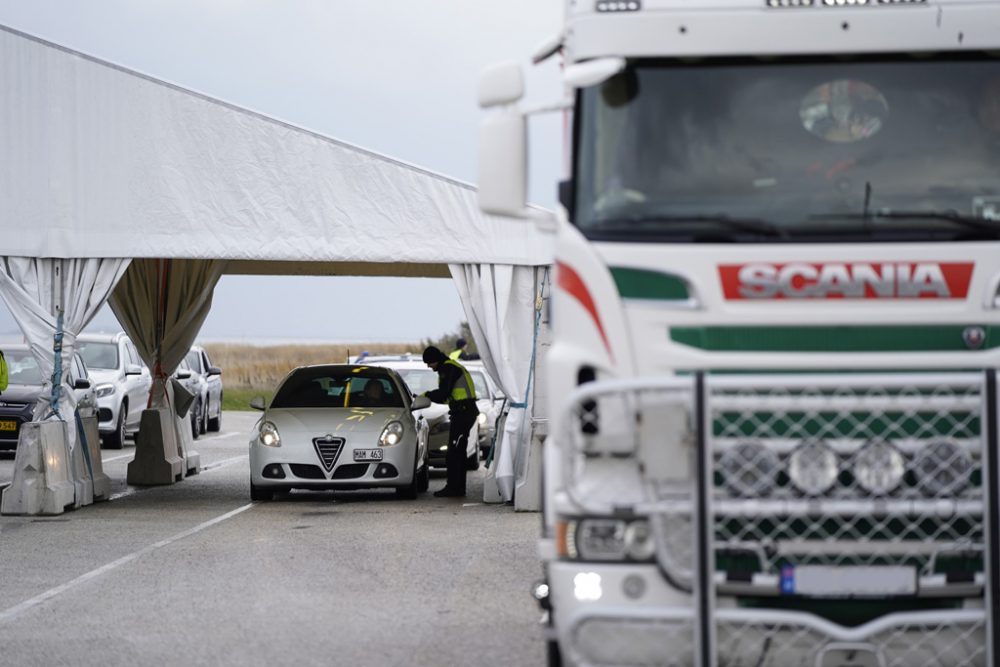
top-left (422, 346), bottom-right (447, 364)
top-left (456, 337), bottom-right (467, 348)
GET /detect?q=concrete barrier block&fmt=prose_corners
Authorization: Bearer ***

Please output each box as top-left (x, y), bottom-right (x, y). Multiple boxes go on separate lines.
top-left (82, 415), bottom-right (110, 500)
top-left (127, 408), bottom-right (184, 486)
top-left (1, 421), bottom-right (76, 515)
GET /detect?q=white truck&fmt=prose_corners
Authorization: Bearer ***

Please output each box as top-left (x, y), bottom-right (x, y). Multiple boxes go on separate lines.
top-left (478, 1), bottom-right (1000, 665)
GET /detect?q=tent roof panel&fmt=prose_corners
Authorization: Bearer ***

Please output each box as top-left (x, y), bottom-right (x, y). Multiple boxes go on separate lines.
top-left (0, 24), bottom-right (553, 267)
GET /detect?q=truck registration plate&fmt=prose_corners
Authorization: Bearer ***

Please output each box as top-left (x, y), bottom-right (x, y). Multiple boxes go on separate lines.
top-left (0, 420), bottom-right (16, 432)
top-left (353, 449), bottom-right (383, 462)
top-left (782, 565), bottom-right (916, 597)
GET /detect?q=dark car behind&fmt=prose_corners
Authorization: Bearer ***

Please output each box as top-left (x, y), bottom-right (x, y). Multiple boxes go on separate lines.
top-left (0, 346), bottom-right (96, 452)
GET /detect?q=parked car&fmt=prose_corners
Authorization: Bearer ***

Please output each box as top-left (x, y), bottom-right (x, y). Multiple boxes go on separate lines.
top-left (184, 345), bottom-right (223, 434)
top-left (76, 332), bottom-right (152, 449)
top-left (248, 364), bottom-right (430, 501)
top-left (173, 357), bottom-right (203, 439)
top-left (0, 345), bottom-right (97, 452)
top-left (464, 361), bottom-right (507, 456)
top-left (362, 354), bottom-right (480, 470)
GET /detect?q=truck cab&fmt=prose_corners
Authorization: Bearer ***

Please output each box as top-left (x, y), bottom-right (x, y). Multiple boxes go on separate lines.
top-left (479, 1), bottom-right (1000, 665)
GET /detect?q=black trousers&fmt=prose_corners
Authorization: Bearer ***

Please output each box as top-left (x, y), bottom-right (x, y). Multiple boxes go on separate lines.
top-left (445, 407), bottom-right (478, 493)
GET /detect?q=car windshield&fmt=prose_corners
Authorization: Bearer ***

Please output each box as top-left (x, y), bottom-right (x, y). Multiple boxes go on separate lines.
top-left (77, 342), bottom-right (119, 370)
top-left (576, 55), bottom-right (1000, 242)
top-left (271, 367), bottom-right (404, 409)
top-left (394, 368), bottom-right (439, 395)
top-left (185, 350), bottom-right (202, 374)
top-left (469, 371), bottom-right (489, 398)
top-left (5, 349), bottom-right (43, 385)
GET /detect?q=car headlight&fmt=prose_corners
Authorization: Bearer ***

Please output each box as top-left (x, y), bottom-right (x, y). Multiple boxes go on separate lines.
top-left (477, 412), bottom-right (487, 426)
top-left (95, 383), bottom-right (115, 398)
top-left (914, 441), bottom-right (973, 496)
top-left (853, 440), bottom-right (904, 495)
top-left (258, 421), bottom-right (281, 447)
top-left (718, 442), bottom-right (779, 497)
top-left (788, 439), bottom-right (839, 495)
top-left (379, 421), bottom-right (404, 447)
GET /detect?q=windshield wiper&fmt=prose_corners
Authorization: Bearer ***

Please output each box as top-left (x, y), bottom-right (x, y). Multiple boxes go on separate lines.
top-left (590, 214), bottom-right (788, 238)
top-left (809, 209), bottom-right (1000, 235)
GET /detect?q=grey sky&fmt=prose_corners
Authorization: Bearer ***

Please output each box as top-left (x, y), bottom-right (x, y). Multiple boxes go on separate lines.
top-left (0, 0), bottom-right (563, 344)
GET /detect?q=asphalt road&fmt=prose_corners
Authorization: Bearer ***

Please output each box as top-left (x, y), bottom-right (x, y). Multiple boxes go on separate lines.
top-left (0, 412), bottom-right (545, 667)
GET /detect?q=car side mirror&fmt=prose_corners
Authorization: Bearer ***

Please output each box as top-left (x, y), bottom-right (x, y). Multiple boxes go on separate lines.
top-left (176, 369), bottom-right (191, 380)
top-left (207, 366), bottom-right (222, 376)
top-left (411, 395), bottom-right (431, 410)
top-left (250, 396), bottom-right (266, 411)
top-left (125, 364), bottom-right (142, 376)
top-left (73, 378), bottom-right (91, 390)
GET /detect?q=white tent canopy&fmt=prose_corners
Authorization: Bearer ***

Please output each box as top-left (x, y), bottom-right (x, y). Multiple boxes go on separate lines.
top-left (0, 23), bottom-right (553, 512)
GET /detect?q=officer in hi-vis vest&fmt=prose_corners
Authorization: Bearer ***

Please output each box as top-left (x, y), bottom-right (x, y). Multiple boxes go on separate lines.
top-left (422, 345), bottom-right (478, 497)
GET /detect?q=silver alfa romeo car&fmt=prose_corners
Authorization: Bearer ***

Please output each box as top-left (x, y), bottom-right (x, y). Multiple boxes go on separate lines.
top-left (248, 364), bottom-right (430, 501)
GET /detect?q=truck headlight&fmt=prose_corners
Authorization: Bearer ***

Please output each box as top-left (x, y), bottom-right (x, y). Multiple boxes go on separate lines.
top-left (914, 441), bottom-right (973, 496)
top-left (788, 439), bottom-right (838, 495)
top-left (564, 518), bottom-right (655, 562)
top-left (258, 421), bottom-right (281, 447)
top-left (95, 383), bottom-right (114, 398)
top-left (624, 520), bottom-right (655, 561)
top-left (379, 421), bottom-right (404, 446)
top-left (853, 440), bottom-right (904, 495)
top-left (719, 442), bottom-right (778, 497)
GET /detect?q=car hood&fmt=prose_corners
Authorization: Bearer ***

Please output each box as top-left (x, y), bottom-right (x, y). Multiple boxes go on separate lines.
top-left (265, 407), bottom-right (409, 437)
top-left (87, 368), bottom-right (121, 386)
top-left (0, 384), bottom-right (42, 406)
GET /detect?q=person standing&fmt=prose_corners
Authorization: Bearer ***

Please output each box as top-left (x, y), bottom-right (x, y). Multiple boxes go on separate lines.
top-left (422, 345), bottom-right (478, 497)
top-left (449, 337), bottom-right (468, 361)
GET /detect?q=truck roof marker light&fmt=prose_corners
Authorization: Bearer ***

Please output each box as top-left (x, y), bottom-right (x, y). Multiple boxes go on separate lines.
top-left (556, 261), bottom-right (615, 362)
top-left (596, 1), bottom-right (640, 12)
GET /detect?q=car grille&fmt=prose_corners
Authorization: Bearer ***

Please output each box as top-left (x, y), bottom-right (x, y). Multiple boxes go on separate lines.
top-left (289, 464), bottom-right (325, 479)
top-left (312, 436), bottom-right (345, 472)
top-left (332, 463), bottom-right (370, 479)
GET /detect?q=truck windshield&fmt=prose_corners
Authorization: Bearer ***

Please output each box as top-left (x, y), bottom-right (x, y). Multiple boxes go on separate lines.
top-left (575, 56), bottom-right (1000, 242)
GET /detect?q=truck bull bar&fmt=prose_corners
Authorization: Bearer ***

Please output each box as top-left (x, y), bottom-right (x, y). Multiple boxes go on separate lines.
top-left (557, 370), bottom-right (1000, 667)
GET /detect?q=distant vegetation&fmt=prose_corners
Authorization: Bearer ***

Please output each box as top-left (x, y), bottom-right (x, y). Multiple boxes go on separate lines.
top-left (205, 324), bottom-right (473, 411)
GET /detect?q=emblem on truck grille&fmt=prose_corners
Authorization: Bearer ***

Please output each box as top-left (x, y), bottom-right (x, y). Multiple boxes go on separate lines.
top-left (719, 262), bottom-right (973, 299)
top-left (963, 326), bottom-right (986, 350)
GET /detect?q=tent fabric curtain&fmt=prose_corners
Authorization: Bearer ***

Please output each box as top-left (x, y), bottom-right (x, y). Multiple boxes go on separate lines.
top-left (0, 257), bottom-right (130, 423)
top-left (449, 263), bottom-right (540, 502)
top-left (109, 258), bottom-right (227, 409)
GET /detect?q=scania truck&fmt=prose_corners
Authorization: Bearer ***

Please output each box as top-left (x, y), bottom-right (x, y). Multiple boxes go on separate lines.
top-left (478, 1), bottom-right (1000, 665)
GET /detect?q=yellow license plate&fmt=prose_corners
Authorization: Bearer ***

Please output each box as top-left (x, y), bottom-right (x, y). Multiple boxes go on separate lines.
top-left (0, 420), bottom-right (17, 432)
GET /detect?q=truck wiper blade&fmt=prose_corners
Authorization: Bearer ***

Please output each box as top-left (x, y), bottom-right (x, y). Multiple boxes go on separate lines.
top-left (591, 214), bottom-right (788, 237)
top-left (809, 210), bottom-right (1000, 234)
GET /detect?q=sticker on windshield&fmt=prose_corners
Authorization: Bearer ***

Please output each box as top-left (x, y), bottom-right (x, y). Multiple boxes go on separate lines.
top-left (973, 197), bottom-right (1000, 221)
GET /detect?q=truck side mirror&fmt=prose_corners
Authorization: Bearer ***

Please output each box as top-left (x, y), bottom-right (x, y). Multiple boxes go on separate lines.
top-left (478, 62), bottom-right (527, 218)
top-left (478, 112), bottom-right (527, 217)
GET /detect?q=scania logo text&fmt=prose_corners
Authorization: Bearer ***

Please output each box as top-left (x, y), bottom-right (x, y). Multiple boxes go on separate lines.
top-left (718, 262), bottom-right (974, 300)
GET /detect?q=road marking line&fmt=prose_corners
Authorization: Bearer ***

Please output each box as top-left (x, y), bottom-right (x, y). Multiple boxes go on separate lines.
top-left (102, 453), bottom-right (132, 463)
top-left (0, 503), bottom-right (255, 625)
top-left (199, 455), bottom-right (248, 472)
top-left (105, 455), bottom-right (247, 500)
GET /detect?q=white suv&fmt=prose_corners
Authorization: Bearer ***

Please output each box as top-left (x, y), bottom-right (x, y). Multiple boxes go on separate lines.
top-left (361, 354), bottom-right (480, 470)
top-left (77, 332), bottom-right (152, 449)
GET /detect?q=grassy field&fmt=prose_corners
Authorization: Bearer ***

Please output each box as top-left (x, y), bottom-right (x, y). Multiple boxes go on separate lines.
top-left (205, 342), bottom-right (420, 411)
